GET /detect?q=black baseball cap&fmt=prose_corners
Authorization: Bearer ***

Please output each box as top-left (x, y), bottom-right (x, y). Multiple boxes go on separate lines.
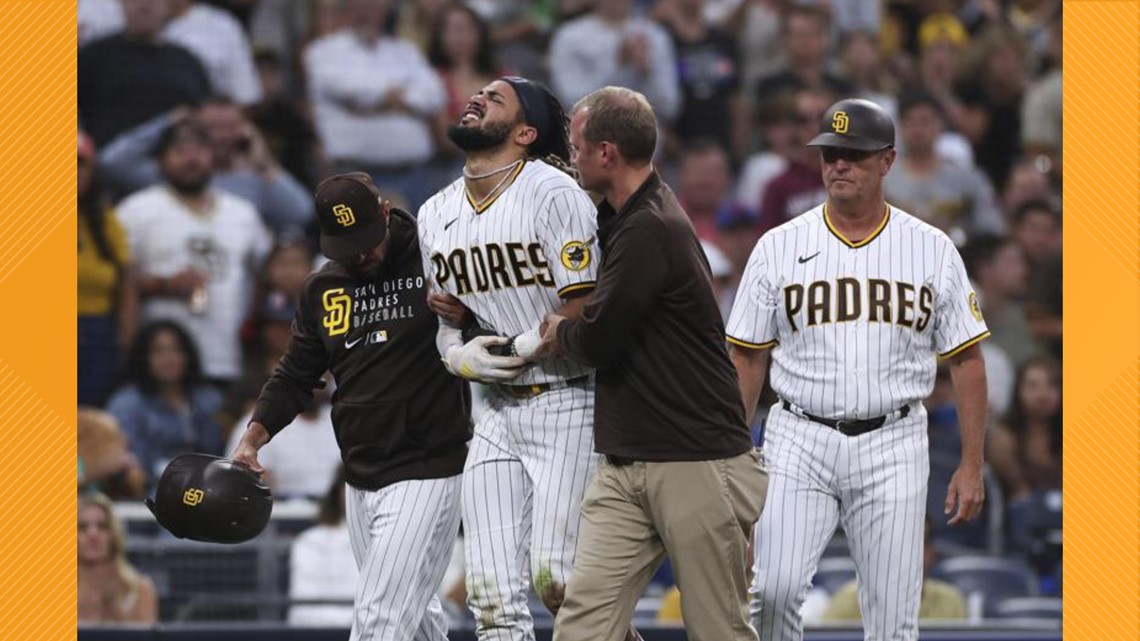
top-left (314, 172), bottom-right (388, 261)
top-left (807, 98), bottom-right (895, 151)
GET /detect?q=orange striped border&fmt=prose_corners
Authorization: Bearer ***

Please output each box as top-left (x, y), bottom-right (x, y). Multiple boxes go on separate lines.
top-left (0, 0), bottom-right (75, 639)
top-left (1064, 2), bottom-right (1139, 639)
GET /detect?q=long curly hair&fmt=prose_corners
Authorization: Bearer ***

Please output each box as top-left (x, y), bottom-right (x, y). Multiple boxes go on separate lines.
top-left (527, 85), bottom-right (577, 179)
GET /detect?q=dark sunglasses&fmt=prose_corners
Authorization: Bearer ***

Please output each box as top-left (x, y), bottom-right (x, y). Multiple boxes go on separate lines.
top-left (820, 147), bottom-right (882, 164)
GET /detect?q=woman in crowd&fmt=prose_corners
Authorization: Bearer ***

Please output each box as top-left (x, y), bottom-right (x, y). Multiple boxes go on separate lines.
top-left (105, 320), bottom-right (225, 490)
top-left (427, 3), bottom-right (502, 163)
top-left (78, 130), bottom-right (138, 406)
top-left (78, 492), bottom-right (157, 624)
top-left (989, 355), bottom-right (1063, 501)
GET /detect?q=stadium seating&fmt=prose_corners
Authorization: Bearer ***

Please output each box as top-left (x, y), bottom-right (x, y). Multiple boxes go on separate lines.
top-left (935, 556), bottom-right (1039, 616)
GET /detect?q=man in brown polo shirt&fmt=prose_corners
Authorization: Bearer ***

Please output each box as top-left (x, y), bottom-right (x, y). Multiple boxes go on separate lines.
top-left (535, 86), bottom-right (768, 641)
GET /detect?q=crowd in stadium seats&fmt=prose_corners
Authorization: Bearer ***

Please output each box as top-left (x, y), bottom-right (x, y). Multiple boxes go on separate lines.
top-left (77, 0), bottom-right (1063, 628)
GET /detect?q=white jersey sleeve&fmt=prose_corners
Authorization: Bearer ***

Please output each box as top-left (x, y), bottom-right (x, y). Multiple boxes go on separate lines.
top-left (725, 237), bottom-right (779, 349)
top-left (934, 243), bottom-right (990, 357)
top-left (416, 201), bottom-right (438, 291)
top-left (535, 184), bottom-right (599, 298)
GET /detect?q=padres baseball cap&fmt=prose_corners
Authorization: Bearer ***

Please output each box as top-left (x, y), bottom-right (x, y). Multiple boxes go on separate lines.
top-left (314, 172), bottom-right (388, 261)
top-left (807, 98), bottom-right (895, 152)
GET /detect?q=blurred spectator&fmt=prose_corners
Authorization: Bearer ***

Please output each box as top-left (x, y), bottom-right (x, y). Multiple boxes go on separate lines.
top-left (78, 0), bottom-right (211, 147)
top-left (165, 0), bottom-right (263, 106)
top-left (989, 355), bottom-right (1063, 501)
top-left (549, 0), bottom-right (681, 124)
top-left (428, 3), bottom-right (503, 165)
top-left (249, 49), bottom-right (321, 189)
top-left (911, 13), bottom-right (976, 168)
top-left (220, 237), bottom-right (317, 427)
top-left (676, 140), bottom-right (745, 242)
top-left (711, 206), bottom-right (759, 309)
top-left (827, 0), bottom-right (880, 34)
top-left (100, 101), bottom-right (314, 234)
top-left (823, 517), bottom-right (966, 622)
top-left (78, 492), bottom-right (158, 624)
top-left (289, 465), bottom-right (358, 627)
top-left (228, 375), bottom-right (338, 500)
top-left (106, 320), bottom-right (226, 489)
top-left (884, 90), bottom-right (1003, 240)
top-left (951, 25), bottom-right (1029, 191)
top-left (77, 408), bottom-right (147, 500)
top-left (656, 0), bottom-right (747, 157)
top-left (116, 119), bottom-right (272, 385)
top-left (1008, 0), bottom-right (1061, 55)
top-left (303, 0), bottom-right (447, 209)
top-left (468, 0), bottom-right (554, 82)
top-left (723, 0), bottom-right (784, 99)
top-left (962, 235), bottom-right (1041, 367)
top-left (1013, 201), bottom-right (1062, 358)
top-left (1001, 159), bottom-right (1054, 218)
top-left (1021, 8), bottom-right (1062, 182)
top-left (78, 0), bottom-right (125, 47)
top-left (838, 30), bottom-right (897, 111)
top-left (752, 6), bottom-right (852, 120)
top-left (736, 95), bottom-right (797, 212)
top-left (700, 240), bottom-right (734, 321)
top-left (926, 351), bottom-right (1014, 460)
top-left (78, 131), bottom-right (138, 407)
top-left (397, 0), bottom-right (452, 53)
top-left (196, 98), bottom-right (314, 231)
top-left (756, 88), bottom-right (831, 234)
top-left (925, 364), bottom-right (962, 460)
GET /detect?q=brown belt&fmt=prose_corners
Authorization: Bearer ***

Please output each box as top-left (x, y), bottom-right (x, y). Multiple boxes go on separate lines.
top-left (496, 375), bottom-right (590, 400)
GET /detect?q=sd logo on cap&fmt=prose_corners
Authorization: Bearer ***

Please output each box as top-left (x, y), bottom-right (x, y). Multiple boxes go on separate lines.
top-left (314, 172), bottom-right (390, 261)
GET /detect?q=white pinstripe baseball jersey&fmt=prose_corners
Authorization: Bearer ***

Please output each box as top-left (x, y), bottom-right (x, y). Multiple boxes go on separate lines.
top-left (726, 204), bottom-right (989, 419)
top-left (418, 160), bottom-right (599, 385)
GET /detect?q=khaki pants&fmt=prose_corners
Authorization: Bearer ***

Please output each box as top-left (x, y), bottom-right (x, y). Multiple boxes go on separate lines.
top-left (554, 449), bottom-right (769, 641)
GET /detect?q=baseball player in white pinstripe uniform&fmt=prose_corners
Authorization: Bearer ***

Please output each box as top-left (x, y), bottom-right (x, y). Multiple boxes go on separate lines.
top-left (727, 99), bottom-right (989, 641)
top-left (418, 77), bottom-right (603, 641)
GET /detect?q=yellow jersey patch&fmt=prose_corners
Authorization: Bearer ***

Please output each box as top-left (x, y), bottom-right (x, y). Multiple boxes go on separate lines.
top-left (561, 240), bottom-right (592, 272)
top-left (968, 292), bottom-right (983, 322)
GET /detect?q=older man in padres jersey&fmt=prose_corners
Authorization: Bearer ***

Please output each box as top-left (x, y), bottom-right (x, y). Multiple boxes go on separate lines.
top-left (727, 98), bottom-right (989, 641)
top-left (417, 76), bottom-right (611, 641)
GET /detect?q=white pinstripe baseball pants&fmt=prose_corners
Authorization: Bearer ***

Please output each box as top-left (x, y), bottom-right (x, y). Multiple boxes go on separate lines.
top-left (346, 476), bottom-right (462, 641)
top-left (463, 380), bottom-right (598, 641)
top-left (751, 401), bottom-right (928, 641)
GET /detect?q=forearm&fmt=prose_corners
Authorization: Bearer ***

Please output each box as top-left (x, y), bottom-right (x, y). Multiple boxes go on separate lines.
top-left (949, 346), bottom-right (988, 468)
top-left (730, 345), bottom-right (769, 424)
top-left (137, 274), bottom-right (172, 299)
top-left (238, 421), bottom-right (272, 450)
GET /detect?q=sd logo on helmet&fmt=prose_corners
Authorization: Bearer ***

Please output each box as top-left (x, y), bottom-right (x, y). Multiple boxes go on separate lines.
top-left (145, 453), bottom-right (273, 544)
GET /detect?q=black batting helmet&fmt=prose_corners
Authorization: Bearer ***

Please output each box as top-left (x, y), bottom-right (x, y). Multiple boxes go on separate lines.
top-left (807, 98), bottom-right (895, 151)
top-left (145, 454), bottom-right (273, 544)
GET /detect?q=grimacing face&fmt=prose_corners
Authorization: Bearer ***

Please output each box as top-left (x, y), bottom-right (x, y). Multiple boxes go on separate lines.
top-left (447, 80), bottom-right (529, 152)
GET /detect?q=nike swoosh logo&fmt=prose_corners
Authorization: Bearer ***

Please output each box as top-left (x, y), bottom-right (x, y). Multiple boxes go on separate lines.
top-left (444, 218), bottom-right (459, 231)
top-left (798, 251), bottom-right (821, 264)
top-left (345, 336), bottom-right (364, 349)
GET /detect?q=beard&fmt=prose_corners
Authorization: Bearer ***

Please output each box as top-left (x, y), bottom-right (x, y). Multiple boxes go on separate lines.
top-left (447, 119), bottom-right (514, 152)
top-left (166, 170), bottom-right (211, 197)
